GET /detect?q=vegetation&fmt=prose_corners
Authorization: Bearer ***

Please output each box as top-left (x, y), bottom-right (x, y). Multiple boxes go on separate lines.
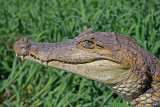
top-left (0, 0), bottom-right (160, 106)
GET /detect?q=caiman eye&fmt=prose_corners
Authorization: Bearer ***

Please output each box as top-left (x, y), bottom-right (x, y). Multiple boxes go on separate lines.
top-left (82, 40), bottom-right (94, 49)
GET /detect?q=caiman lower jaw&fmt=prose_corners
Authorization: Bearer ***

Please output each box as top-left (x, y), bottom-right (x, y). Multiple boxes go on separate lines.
top-left (16, 52), bottom-right (132, 85)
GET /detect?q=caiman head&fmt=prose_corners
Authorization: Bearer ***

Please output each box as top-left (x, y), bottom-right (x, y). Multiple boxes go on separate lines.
top-left (14, 28), bottom-right (150, 102)
top-left (14, 28), bottom-right (132, 84)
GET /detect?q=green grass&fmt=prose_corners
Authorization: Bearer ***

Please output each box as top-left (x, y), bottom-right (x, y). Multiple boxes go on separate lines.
top-left (0, 0), bottom-right (160, 107)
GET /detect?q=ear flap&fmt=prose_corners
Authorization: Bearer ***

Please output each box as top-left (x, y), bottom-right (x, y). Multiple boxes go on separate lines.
top-left (78, 28), bottom-right (95, 37)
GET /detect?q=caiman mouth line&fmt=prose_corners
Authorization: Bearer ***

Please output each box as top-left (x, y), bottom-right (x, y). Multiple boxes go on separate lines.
top-left (16, 52), bottom-right (115, 66)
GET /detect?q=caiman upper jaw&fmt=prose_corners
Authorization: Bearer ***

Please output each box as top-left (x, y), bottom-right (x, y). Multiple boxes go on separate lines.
top-left (13, 29), bottom-right (129, 68)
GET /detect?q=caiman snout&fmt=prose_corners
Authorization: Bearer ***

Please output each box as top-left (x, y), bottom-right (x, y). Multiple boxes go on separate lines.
top-left (14, 38), bottom-right (31, 56)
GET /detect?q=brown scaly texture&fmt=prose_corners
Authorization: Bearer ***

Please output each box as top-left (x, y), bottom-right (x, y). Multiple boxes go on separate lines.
top-left (109, 34), bottom-right (160, 107)
top-left (14, 28), bottom-right (160, 107)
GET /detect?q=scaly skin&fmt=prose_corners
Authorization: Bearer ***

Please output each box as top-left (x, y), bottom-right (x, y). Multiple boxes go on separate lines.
top-left (14, 28), bottom-right (160, 107)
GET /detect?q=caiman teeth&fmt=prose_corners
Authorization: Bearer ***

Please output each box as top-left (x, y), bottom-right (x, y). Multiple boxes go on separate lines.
top-left (44, 61), bottom-right (48, 67)
top-left (20, 55), bottom-right (24, 62)
top-left (16, 53), bottom-right (18, 57)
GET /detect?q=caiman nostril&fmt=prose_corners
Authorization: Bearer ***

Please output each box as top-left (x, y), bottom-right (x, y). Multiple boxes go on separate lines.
top-left (21, 38), bottom-right (28, 42)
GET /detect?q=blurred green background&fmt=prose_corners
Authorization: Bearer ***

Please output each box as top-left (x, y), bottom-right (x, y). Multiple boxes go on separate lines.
top-left (0, 0), bottom-right (160, 107)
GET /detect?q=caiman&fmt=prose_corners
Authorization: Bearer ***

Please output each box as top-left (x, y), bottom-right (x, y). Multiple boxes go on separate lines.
top-left (14, 28), bottom-right (160, 107)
